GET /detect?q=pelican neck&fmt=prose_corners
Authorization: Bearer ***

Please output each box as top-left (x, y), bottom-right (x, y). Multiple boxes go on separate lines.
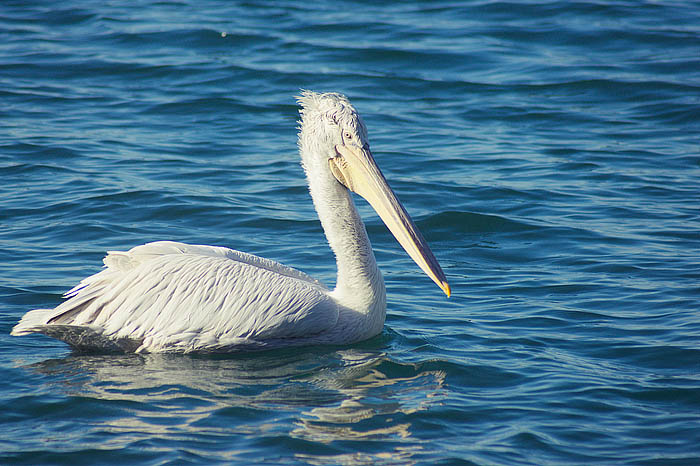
top-left (305, 166), bottom-right (385, 313)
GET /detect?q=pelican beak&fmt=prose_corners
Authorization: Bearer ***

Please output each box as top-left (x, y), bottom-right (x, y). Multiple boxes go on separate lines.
top-left (330, 144), bottom-right (451, 297)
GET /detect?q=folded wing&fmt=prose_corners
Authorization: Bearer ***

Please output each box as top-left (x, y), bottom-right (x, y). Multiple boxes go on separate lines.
top-left (12, 241), bottom-right (337, 352)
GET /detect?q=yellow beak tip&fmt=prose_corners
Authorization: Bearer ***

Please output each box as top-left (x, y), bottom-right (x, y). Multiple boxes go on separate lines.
top-left (442, 282), bottom-right (451, 298)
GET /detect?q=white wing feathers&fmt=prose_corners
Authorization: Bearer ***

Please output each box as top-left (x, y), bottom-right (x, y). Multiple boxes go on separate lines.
top-left (12, 241), bottom-right (338, 352)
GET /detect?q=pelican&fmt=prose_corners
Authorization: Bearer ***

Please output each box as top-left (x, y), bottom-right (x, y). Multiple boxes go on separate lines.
top-left (12, 91), bottom-right (450, 353)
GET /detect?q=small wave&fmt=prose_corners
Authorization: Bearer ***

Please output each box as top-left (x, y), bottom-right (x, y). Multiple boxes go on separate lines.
top-left (421, 210), bottom-right (537, 234)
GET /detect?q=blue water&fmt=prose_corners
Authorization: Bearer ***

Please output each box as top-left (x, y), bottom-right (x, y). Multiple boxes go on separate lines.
top-left (2, 1), bottom-right (699, 464)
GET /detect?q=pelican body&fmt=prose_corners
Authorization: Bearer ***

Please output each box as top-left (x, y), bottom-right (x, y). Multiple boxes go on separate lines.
top-left (12, 91), bottom-right (449, 353)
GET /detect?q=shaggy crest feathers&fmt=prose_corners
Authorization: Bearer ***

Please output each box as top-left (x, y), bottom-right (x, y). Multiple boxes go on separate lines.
top-left (296, 90), bottom-right (368, 143)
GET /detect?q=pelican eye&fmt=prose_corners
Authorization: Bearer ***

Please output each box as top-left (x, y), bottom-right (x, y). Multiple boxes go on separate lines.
top-left (343, 131), bottom-right (353, 142)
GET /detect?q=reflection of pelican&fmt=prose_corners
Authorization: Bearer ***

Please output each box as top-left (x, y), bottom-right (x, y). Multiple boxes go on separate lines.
top-left (23, 348), bottom-right (446, 464)
top-left (12, 91), bottom-right (449, 353)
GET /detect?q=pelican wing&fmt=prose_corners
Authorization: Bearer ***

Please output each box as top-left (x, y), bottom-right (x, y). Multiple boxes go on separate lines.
top-left (12, 241), bottom-right (337, 352)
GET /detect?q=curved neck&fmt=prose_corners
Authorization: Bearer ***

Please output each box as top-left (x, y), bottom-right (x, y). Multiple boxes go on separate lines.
top-left (304, 159), bottom-right (386, 315)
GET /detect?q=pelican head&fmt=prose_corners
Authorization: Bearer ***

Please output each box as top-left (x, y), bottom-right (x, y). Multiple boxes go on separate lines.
top-left (296, 90), bottom-right (450, 297)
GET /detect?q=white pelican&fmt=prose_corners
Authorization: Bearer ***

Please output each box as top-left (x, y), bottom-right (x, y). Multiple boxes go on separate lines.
top-left (12, 91), bottom-right (450, 353)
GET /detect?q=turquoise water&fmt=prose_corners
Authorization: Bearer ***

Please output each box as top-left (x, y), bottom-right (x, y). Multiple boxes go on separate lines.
top-left (2, 1), bottom-right (699, 464)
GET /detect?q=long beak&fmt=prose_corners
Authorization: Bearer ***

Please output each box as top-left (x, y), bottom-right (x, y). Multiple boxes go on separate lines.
top-left (331, 144), bottom-right (451, 297)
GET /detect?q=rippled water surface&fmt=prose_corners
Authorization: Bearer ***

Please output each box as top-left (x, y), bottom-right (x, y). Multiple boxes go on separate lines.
top-left (2, 1), bottom-right (699, 464)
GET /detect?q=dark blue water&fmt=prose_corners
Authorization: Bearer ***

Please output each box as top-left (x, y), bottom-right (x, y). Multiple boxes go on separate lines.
top-left (2, 1), bottom-right (699, 464)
